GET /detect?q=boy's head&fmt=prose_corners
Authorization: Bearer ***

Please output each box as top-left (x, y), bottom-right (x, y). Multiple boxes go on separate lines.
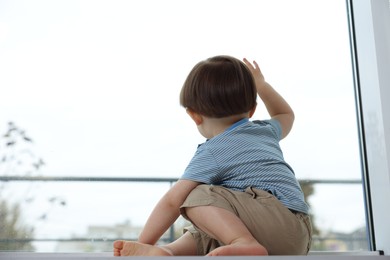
top-left (180, 55), bottom-right (257, 118)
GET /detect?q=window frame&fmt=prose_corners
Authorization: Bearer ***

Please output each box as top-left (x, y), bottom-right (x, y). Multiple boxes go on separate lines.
top-left (347, 0), bottom-right (390, 254)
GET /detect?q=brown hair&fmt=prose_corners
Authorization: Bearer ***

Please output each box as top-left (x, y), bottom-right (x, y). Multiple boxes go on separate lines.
top-left (180, 55), bottom-right (257, 118)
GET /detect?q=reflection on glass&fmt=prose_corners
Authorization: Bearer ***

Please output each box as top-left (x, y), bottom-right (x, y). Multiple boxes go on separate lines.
top-left (0, 0), bottom-right (367, 252)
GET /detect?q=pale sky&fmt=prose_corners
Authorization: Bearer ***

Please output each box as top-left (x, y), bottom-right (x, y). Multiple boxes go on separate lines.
top-left (0, 0), bottom-right (367, 251)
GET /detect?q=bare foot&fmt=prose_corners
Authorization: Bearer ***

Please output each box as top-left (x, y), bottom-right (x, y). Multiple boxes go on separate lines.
top-left (113, 240), bottom-right (172, 256)
top-left (207, 243), bottom-right (268, 256)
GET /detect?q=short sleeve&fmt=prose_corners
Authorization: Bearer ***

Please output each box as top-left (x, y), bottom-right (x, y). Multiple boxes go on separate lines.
top-left (252, 119), bottom-right (282, 140)
top-left (180, 146), bottom-right (220, 184)
top-left (267, 119), bottom-right (282, 140)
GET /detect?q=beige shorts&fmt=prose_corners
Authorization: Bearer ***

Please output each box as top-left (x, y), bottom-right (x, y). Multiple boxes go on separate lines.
top-left (180, 184), bottom-right (312, 255)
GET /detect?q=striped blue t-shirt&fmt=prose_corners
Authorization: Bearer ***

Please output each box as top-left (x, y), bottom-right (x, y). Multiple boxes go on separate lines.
top-left (180, 118), bottom-right (309, 214)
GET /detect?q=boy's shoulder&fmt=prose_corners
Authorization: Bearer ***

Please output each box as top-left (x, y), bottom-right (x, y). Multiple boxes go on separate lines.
top-left (247, 119), bottom-right (282, 140)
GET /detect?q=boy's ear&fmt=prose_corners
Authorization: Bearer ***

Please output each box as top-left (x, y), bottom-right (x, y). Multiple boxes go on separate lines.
top-left (186, 109), bottom-right (203, 125)
top-left (249, 104), bottom-right (257, 118)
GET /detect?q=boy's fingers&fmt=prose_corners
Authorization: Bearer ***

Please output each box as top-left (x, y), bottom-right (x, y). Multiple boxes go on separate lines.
top-left (243, 58), bottom-right (253, 68)
top-left (243, 58), bottom-right (260, 73)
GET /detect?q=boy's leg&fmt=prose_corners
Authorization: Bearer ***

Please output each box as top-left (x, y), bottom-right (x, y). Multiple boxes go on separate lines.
top-left (181, 185), bottom-right (312, 255)
top-left (113, 231), bottom-right (197, 256)
top-left (163, 230), bottom-right (198, 256)
top-left (185, 205), bottom-right (268, 256)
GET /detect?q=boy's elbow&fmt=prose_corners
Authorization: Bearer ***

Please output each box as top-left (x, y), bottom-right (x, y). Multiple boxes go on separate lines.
top-left (275, 112), bottom-right (294, 139)
top-left (289, 110), bottom-right (295, 125)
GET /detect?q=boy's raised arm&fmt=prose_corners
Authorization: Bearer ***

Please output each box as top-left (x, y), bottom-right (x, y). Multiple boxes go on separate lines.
top-left (243, 58), bottom-right (294, 139)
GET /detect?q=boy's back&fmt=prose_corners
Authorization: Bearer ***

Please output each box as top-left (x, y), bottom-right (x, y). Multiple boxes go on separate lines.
top-left (181, 118), bottom-right (309, 214)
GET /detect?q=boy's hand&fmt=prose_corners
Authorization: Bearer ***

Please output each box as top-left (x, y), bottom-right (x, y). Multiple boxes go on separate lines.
top-left (243, 58), bottom-right (266, 92)
top-left (243, 58), bottom-right (295, 139)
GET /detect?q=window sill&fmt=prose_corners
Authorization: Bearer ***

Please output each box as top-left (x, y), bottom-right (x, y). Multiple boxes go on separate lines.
top-left (0, 251), bottom-right (386, 260)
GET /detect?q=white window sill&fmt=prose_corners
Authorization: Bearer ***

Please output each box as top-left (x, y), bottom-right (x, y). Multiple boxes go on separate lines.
top-left (0, 251), bottom-right (386, 260)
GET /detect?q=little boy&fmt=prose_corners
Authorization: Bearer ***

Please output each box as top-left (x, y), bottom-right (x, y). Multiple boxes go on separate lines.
top-left (113, 56), bottom-right (312, 256)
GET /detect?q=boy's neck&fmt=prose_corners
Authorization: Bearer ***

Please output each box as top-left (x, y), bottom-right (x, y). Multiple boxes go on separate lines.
top-left (200, 113), bottom-right (250, 139)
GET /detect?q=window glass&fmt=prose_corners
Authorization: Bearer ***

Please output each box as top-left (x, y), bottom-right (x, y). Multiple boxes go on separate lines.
top-left (0, 0), bottom-right (368, 252)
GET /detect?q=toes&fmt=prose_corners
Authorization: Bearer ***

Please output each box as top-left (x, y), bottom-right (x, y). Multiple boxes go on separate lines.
top-left (113, 249), bottom-right (121, 256)
top-left (113, 240), bottom-right (124, 249)
top-left (113, 240), bottom-right (125, 256)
